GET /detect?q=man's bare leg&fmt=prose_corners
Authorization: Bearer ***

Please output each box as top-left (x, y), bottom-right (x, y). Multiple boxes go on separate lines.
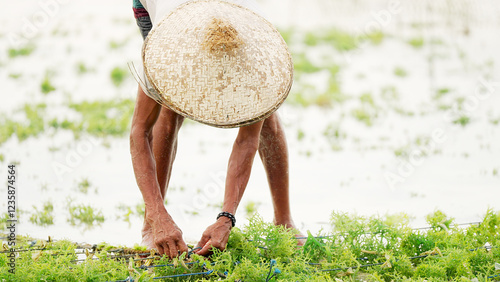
top-left (141, 107), bottom-right (184, 248)
top-left (152, 108), bottom-right (184, 193)
top-left (258, 113), bottom-right (304, 244)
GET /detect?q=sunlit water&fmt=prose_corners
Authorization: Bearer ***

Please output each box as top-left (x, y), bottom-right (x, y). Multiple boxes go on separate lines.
top-left (0, 0), bottom-right (499, 247)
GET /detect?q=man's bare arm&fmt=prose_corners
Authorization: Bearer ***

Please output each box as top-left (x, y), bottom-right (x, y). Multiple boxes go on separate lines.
top-left (195, 120), bottom-right (264, 255)
top-left (130, 86), bottom-right (188, 257)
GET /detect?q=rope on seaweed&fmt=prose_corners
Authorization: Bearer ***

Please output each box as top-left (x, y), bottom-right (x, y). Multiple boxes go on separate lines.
top-left (4, 221), bottom-right (498, 281)
top-left (2, 220), bottom-right (484, 255)
top-left (110, 245), bottom-right (497, 281)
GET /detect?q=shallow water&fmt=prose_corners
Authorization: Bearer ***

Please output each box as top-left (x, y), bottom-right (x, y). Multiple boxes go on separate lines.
top-left (0, 0), bottom-right (499, 246)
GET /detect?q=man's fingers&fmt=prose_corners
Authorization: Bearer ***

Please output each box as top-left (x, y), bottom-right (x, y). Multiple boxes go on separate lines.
top-left (194, 240), bottom-right (204, 251)
top-left (194, 235), bottom-right (209, 250)
top-left (155, 244), bottom-right (165, 256)
top-left (197, 240), bottom-right (213, 256)
top-left (178, 242), bottom-right (189, 255)
top-left (168, 244), bottom-right (178, 259)
top-left (162, 243), bottom-right (171, 258)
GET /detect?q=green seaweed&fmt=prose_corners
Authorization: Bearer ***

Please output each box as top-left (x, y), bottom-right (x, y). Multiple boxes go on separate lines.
top-left (1, 210), bottom-right (499, 280)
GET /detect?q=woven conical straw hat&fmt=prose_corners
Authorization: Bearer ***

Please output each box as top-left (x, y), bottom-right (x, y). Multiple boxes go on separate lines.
top-left (142, 0), bottom-right (293, 128)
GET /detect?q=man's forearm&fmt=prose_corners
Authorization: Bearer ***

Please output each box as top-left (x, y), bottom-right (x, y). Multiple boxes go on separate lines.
top-left (221, 121), bottom-right (264, 215)
top-left (222, 152), bottom-right (256, 214)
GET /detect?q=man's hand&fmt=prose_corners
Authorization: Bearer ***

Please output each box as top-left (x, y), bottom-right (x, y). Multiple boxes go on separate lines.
top-left (131, 86), bottom-right (188, 259)
top-left (195, 217), bottom-right (233, 256)
top-left (147, 210), bottom-right (189, 258)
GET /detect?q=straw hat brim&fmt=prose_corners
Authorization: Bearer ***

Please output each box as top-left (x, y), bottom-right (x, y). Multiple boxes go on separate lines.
top-left (142, 0), bottom-right (293, 128)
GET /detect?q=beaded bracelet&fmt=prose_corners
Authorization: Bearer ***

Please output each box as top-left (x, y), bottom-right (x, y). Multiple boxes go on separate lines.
top-left (217, 211), bottom-right (236, 227)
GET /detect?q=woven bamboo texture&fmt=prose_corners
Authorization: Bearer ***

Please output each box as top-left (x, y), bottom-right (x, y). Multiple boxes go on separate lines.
top-left (142, 0), bottom-right (293, 128)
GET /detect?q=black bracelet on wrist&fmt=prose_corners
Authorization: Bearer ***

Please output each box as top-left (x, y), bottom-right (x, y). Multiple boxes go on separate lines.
top-left (217, 211), bottom-right (236, 227)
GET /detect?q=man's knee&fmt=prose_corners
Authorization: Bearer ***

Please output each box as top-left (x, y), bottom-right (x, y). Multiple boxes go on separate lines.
top-left (130, 124), bottom-right (153, 152)
top-left (235, 125), bottom-right (262, 152)
top-left (261, 113), bottom-right (283, 140)
top-left (236, 136), bottom-right (260, 152)
top-left (156, 110), bottom-right (184, 137)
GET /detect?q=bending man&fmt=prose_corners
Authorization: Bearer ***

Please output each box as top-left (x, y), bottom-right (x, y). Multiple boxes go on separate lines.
top-left (130, 0), bottom-right (301, 258)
